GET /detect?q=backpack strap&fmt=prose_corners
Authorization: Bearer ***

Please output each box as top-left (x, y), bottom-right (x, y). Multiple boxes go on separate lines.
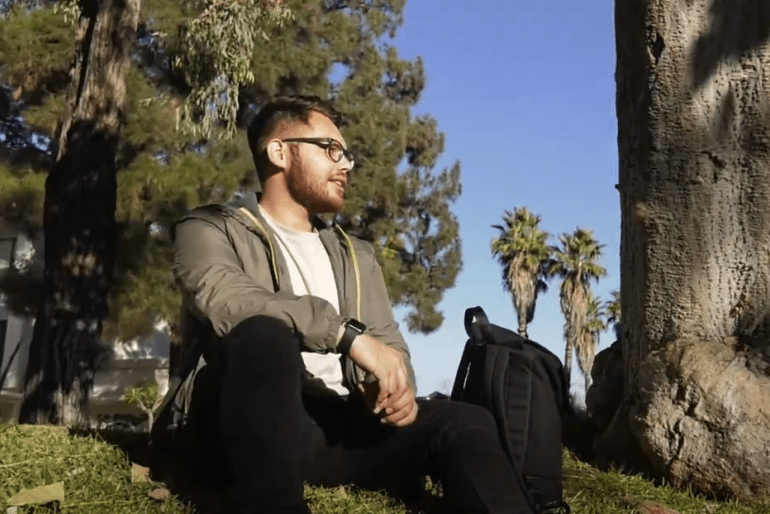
top-left (452, 307), bottom-right (489, 400)
top-left (450, 338), bottom-right (473, 401)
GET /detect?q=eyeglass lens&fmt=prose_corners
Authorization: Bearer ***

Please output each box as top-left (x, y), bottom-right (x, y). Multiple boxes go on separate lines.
top-left (330, 141), bottom-right (354, 167)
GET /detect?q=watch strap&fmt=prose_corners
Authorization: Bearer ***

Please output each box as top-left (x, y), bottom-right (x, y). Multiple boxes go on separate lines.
top-left (338, 321), bottom-right (363, 355)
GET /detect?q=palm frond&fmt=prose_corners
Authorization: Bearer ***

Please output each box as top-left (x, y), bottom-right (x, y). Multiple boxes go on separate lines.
top-left (490, 206), bottom-right (554, 336)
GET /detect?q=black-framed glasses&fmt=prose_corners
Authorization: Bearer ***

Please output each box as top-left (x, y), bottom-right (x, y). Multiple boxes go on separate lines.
top-left (281, 137), bottom-right (355, 169)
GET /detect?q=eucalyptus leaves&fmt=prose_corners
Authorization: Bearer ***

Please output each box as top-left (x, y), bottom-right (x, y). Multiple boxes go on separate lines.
top-left (175, 0), bottom-right (292, 139)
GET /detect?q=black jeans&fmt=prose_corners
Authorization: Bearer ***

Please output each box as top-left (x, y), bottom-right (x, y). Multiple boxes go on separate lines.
top-left (192, 316), bottom-right (531, 514)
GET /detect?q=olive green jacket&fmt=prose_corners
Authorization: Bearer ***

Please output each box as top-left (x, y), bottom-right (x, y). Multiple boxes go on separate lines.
top-left (152, 194), bottom-right (416, 446)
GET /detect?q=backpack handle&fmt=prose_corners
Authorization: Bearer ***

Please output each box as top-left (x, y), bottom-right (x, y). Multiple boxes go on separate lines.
top-left (452, 307), bottom-right (492, 401)
top-left (465, 306), bottom-right (500, 347)
top-left (464, 306), bottom-right (490, 342)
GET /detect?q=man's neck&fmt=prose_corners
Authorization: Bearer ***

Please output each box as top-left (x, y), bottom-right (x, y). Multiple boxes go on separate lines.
top-left (258, 196), bottom-right (313, 233)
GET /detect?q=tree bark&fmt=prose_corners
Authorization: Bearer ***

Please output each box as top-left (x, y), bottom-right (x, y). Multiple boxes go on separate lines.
top-left (512, 264), bottom-right (534, 338)
top-left (563, 338), bottom-right (573, 385)
top-left (18, 0), bottom-right (140, 426)
top-left (600, 0), bottom-right (770, 500)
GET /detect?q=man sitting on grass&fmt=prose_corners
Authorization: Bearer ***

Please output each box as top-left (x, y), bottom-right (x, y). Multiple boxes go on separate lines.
top-left (154, 95), bottom-right (531, 514)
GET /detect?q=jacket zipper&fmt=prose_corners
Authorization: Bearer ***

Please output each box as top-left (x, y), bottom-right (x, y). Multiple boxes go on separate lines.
top-left (335, 226), bottom-right (362, 320)
top-left (237, 207), bottom-right (280, 286)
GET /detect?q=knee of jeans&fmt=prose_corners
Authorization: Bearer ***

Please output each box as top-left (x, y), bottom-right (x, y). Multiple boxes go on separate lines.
top-left (225, 315), bottom-right (301, 366)
top-left (449, 401), bottom-right (498, 432)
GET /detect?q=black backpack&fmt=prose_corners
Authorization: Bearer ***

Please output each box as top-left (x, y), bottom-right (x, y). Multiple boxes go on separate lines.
top-left (451, 307), bottom-right (571, 514)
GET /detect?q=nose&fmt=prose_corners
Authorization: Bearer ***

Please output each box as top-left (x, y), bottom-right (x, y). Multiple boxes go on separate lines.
top-left (339, 156), bottom-right (353, 172)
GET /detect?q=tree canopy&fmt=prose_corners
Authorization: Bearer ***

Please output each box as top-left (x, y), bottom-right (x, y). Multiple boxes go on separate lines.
top-left (0, 0), bottom-right (462, 343)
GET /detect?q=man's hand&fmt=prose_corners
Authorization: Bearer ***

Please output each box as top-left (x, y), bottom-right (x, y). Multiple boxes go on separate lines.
top-left (379, 386), bottom-right (418, 427)
top-left (349, 333), bottom-right (417, 427)
top-left (358, 379), bottom-right (418, 427)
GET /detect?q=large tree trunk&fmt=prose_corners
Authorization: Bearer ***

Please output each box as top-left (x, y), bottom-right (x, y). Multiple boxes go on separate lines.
top-left (18, 0), bottom-right (140, 426)
top-left (596, 0), bottom-right (770, 500)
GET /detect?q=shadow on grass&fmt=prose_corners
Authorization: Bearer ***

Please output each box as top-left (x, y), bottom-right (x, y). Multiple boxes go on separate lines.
top-left (69, 427), bottom-right (450, 514)
top-left (68, 427), bottom-right (154, 466)
top-left (66, 409), bottom-right (601, 514)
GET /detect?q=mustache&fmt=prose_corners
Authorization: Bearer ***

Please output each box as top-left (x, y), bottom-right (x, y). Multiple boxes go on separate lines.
top-left (329, 175), bottom-right (348, 186)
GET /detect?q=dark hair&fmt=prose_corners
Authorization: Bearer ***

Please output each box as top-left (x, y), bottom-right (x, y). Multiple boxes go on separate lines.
top-left (246, 95), bottom-right (341, 183)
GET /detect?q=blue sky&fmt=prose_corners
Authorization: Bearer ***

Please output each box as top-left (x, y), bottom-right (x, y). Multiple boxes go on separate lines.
top-left (389, 0), bottom-right (619, 400)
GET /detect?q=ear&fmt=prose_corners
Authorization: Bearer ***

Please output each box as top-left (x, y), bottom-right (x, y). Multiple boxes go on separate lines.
top-left (265, 139), bottom-right (288, 170)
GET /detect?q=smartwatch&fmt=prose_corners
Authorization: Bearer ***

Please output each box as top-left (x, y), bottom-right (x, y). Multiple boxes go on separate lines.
top-left (337, 318), bottom-right (367, 355)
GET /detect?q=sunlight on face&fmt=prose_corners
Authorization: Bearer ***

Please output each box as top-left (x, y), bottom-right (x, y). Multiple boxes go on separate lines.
top-left (284, 111), bottom-right (352, 214)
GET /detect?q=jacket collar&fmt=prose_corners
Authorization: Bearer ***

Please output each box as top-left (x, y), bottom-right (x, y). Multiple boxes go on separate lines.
top-left (232, 190), bottom-right (332, 233)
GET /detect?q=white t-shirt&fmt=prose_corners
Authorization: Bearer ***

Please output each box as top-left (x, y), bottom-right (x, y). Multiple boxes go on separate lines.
top-left (258, 205), bottom-right (349, 395)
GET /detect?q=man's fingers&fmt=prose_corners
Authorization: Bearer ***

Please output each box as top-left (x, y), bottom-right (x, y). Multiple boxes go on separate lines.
top-left (375, 374), bottom-right (400, 412)
top-left (382, 387), bottom-right (412, 415)
top-left (376, 368), bottom-right (408, 411)
top-left (401, 401), bottom-right (419, 426)
top-left (375, 377), bottom-right (394, 410)
top-left (373, 381), bottom-right (392, 409)
top-left (377, 386), bottom-right (404, 413)
top-left (385, 400), bottom-right (418, 427)
top-left (384, 402), bottom-right (413, 424)
top-left (383, 389), bottom-right (417, 425)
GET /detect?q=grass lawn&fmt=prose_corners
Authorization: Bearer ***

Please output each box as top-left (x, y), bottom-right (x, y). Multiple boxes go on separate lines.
top-left (1, 423), bottom-right (769, 513)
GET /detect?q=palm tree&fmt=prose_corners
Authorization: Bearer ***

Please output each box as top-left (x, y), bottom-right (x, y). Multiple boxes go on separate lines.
top-left (605, 289), bottom-right (621, 340)
top-left (577, 292), bottom-right (607, 393)
top-left (552, 228), bottom-right (606, 387)
top-left (491, 207), bottom-right (553, 338)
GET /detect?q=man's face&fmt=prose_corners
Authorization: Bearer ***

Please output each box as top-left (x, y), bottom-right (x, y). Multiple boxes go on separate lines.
top-left (282, 111), bottom-right (351, 214)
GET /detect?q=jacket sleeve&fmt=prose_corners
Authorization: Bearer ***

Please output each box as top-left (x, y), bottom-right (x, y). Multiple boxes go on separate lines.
top-left (361, 253), bottom-right (418, 394)
top-left (173, 214), bottom-right (344, 352)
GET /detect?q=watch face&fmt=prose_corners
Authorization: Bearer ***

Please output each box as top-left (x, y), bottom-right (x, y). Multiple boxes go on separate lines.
top-left (347, 318), bottom-right (367, 333)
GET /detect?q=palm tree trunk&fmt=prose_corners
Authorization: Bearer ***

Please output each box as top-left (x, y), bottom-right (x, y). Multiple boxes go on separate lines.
top-left (561, 284), bottom-right (586, 389)
top-left (517, 317), bottom-right (528, 339)
top-left (582, 350), bottom-right (594, 393)
top-left (512, 266), bottom-right (534, 338)
top-left (18, 0), bottom-right (141, 426)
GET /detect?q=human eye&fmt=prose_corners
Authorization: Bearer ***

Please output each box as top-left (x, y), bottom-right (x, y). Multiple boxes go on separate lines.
top-left (329, 141), bottom-right (344, 161)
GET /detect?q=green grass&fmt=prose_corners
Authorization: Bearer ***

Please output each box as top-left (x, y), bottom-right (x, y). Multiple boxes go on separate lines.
top-left (562, 451), bottom-right (770, 514)
top-left (1, 424), bottom-right (769, 514)
top-left (0, 424), bottom-right (188, 513)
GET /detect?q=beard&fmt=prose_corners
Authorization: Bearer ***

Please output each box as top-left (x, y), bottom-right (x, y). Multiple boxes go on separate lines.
top-left (286, 156), bottom-right (345, 214)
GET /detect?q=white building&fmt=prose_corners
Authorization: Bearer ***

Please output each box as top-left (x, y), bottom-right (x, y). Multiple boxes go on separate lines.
top-left (0, 223), bottom-right (169, 425)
